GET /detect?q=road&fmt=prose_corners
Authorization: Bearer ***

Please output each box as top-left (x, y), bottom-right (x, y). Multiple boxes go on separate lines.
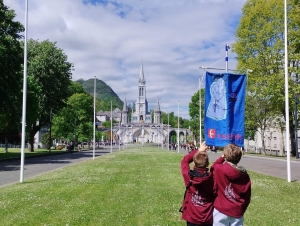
top-left (205, 151), bottom-right (300, 182)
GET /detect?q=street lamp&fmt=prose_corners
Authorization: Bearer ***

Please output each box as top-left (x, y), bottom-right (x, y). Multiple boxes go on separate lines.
top-left (161, 123), bottom-right (163, 149)
top-left (93, 76), bottom-right (96, 159)
top-left (178, 100), bottom-right (180, 153)
top-left (167, 113), bottom-right (170, 150)
top-left (141, 125), bottom-right (144, 147)
top-left (110, 101), bottom-right (112, 153)
top-left (119, 121), bottom-right (121, 151)
top-left (49, 108), bottom-right (52, 153)
top-left (74, 117), bottom-right (77, 151)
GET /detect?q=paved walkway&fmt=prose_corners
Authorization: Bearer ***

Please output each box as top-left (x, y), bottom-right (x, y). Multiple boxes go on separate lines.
top-left (1, 145), bottom-right (300, 188)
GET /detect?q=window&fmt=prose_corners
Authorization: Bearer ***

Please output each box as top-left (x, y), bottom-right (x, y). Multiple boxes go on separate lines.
top-left (273, 137), bottom-right (277, 140)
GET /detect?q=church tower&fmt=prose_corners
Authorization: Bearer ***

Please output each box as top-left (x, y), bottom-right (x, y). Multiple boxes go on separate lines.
top-left (154, 97), bottom-right (161, 124)
top-left (132, 63), bottom-right (152, 123)
top-left (121, 97), bottom-right (128, 124)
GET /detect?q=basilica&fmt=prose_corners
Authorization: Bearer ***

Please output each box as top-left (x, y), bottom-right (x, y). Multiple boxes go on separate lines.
top-left (96, 63), bottom-right (168, 144)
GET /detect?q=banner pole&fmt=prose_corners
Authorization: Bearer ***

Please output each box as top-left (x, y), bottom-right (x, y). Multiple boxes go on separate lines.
top-left (225, 44), bottom-right (230, 73)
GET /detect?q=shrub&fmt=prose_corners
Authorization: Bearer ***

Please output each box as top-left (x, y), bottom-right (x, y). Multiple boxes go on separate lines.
top-left (41, 132), bottom-right (52, 150)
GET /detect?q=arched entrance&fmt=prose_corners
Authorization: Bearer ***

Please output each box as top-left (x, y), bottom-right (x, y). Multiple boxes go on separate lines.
top-left (107, 130), bottom-right (115, 143)
top-left (133, 128), bottom-right (150, 143)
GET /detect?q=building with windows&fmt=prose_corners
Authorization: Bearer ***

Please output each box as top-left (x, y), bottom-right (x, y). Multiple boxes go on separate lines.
top-left (96, 63), bottom-right (190, 145)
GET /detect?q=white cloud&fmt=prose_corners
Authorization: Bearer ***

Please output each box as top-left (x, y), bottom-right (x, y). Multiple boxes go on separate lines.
top-left (4, 0), bottom-right (246, 119)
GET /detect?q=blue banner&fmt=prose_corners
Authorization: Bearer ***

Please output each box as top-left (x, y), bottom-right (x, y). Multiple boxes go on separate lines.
top-left (204, 72), bottom-right (246, 147)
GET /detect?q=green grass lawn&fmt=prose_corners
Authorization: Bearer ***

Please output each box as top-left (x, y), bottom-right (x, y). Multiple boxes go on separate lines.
top-left (0, 147), bottom-right (66, 161)
top-left (0, 146), bottom-right (299, 225)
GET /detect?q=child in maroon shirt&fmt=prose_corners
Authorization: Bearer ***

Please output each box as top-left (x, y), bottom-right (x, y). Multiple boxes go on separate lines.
top-left (211, 144), bottom-right (251, 226)
top-left (181, 142), bottom-right (217, 226)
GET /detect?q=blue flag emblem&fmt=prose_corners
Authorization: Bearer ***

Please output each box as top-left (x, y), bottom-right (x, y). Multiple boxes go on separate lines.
top-left (204, 72), bottom-right (246, 147)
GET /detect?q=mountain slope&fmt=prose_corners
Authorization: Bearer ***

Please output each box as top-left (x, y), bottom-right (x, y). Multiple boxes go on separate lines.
top-left (76, 79), bottom-right (123, 111)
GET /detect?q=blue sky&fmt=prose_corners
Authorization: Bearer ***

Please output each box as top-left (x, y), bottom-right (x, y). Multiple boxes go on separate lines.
top-left (4, 0), bottom-right (246, 119)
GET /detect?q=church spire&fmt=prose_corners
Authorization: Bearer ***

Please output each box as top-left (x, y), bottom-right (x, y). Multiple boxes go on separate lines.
top-left (139, 62), bottom-right (146, 84)
top-left (155, 96), bottom-right (161, 112)
top-left (154, 96), bottom-right (161, 124)
top-left (122, 96), bottom-right (128, 112)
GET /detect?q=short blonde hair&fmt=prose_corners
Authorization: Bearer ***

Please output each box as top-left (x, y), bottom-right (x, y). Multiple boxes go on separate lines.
top-left (193, 151), bottom-right (209, 168)
top-left (223, 144), bottom-right (242, 165)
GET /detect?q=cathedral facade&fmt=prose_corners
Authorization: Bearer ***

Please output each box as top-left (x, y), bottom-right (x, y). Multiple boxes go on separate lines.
top-left (96, 63), bottom-right (190, 145)
top-left (117, 63), bottom-right (165, 144)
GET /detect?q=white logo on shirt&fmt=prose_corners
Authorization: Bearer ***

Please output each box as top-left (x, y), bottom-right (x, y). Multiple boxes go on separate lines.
top-left (224, 183), bottom-right (236, 200)
top-left (191, 191), bottom-right (204, 206)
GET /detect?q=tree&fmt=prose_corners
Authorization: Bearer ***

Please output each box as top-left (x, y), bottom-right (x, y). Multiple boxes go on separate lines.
top-left (51, 93), bottom-right (93, 144)
top-left (0, 1), bottom-right (24, 152)
top-left (188, 89), bottom-right (205, 143)
top-left (245, 93), bottom-right (275, 154)
top-left (232, 0), bottom-right (300, 156)
top-left (25, 39), bottom-right (73, 151)
top-left (244, 94), bottom-right (258, 152)
top-left (41, 132), bottom-right (51, 150)
top-left (70, 81), bottom-right (85, 95)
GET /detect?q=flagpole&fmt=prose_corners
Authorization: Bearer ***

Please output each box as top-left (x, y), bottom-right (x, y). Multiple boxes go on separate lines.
top-left (110, 101), bottom-right (112, 153)
top-left (225, 44), bottom-right (230, 73)
top-left (20, 0), bottom-right (29, 183)
top-left (168, 113), bottom-right (169, 150)
top-left (161, 123), bottom-right (163, 149)
top-left (284, 0), bottom-right (291, 182)
top-left (93, 76), bottom-right (96, 159)
top-left (178, 100), bottom-right (180, 153)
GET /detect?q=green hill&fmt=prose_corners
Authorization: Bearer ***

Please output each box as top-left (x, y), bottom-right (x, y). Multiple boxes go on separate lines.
top-left (76, 79), bottom-right (123, 111)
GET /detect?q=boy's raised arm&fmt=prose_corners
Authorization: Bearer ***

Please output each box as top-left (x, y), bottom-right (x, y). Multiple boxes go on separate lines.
top-left (198, 141), bottom-right (209, 152)
top-left (210, 154), bottom-right (225, 172)
top-left (181, 149), bottom-right (197, 185)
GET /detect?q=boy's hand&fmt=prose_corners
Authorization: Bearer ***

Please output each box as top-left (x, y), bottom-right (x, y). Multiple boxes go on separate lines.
top-left (199, 141), bottom-right (208, 152)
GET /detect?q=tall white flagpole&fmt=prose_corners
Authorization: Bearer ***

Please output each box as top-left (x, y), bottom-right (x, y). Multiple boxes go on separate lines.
top-left (119, 121), bottom-right (120, 151)
top-left (161, 123), bottom-right (163, 149)
top-left (225, 44), bottom-right (230, 73)
top-left (168, 113), bottom-right (169, 150)
top-left (178, 100), bottom-right (180, 153)
top-left (284, 0), bottom-right (291, 182)
top-left (93, 76), bottom-right (96, 159)
top-left (110, 101), bottom-right (113, 153)
top-left (20, 0), bottom-right (29, 183)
